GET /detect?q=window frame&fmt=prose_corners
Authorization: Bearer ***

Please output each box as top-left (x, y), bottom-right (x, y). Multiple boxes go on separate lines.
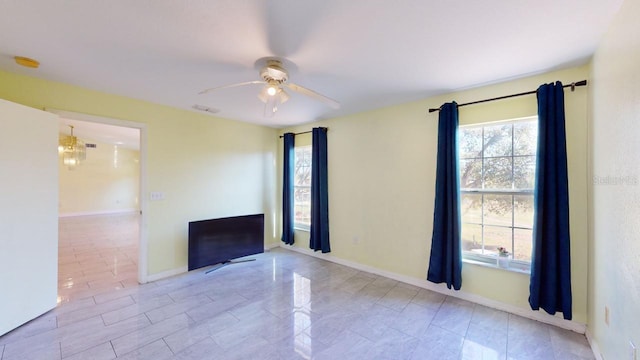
top-left (458, 116), bottom-right (538, 273)
top-left (293, 145), bottom-right (312, 231)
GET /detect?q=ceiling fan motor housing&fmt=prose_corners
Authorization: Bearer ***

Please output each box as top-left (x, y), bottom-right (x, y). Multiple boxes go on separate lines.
top-left (261, 60), bottom-right (288, 84)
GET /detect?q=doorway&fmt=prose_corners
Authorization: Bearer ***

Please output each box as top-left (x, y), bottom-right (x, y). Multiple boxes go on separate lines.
top-left (50, 109), bottom-right (148, 297)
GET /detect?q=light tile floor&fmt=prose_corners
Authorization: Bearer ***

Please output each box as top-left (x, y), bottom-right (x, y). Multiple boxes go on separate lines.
top-left (0, 214), bottom-right (595, 360)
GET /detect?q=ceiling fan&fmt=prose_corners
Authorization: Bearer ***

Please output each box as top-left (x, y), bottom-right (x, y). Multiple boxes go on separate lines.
top-left (199, 59), bottom-right (340, 117)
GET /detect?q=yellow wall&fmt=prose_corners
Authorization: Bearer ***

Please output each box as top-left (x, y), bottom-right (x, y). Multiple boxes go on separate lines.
top-left (0, 70), bottom-right (278, 276)
top-left (589, 0), bottom-right (640, 357)
top-left (59, 139), bottom-right (140, 215)
top-left (280, 65), bottom-right (590, 324)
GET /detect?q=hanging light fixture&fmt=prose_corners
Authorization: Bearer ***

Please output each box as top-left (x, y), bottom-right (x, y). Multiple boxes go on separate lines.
top-left (58, 125), bottom-right (86, 169)
top-left (257, 81), bottom-right (290, 117)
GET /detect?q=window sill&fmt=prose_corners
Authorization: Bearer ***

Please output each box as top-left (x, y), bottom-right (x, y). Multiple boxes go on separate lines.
top-left (463, 257), bottom-right (531, 275)
top-left (294, 226), bottom-right (310, 233)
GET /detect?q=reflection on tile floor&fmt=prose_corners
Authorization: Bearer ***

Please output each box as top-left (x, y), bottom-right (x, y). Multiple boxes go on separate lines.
top-left (0, 214), bottom-right (594, 359)
top-left (57, 213), bottom-right (140, 305)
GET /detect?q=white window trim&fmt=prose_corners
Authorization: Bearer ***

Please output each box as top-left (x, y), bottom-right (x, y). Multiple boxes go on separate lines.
top-left (462, 253), bottom-right (531, 274)
top-left (294, 224), bottom-right (310, 232)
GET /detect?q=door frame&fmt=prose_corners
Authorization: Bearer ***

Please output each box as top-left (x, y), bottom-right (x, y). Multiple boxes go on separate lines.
top-left (47, 109), bottom-right (150, 284)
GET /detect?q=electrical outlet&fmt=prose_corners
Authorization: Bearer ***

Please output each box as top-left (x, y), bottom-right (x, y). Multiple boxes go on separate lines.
top-left (605, 306), bottom-right (610, 326)
top-left (630, 341), bottom-right (636, 360)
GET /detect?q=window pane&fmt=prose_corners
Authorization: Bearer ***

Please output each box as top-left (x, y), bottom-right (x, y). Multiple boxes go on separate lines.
top-left (294, 204), bottom-right (310, 225)
top-left (514, 195), bottom-right (534, 228)
top-left (483, 194), bottom-right (512, 227)
top-left (483, 226), bottom-right (512, 256)
top-left (459, 127), bottom-right (483, 159)
top-left (294, 146), bottom-right (312, 227)
top-left (461, 194), bottom-right (482, 224)
top-left (295, 169), bottom-right (311, 186)
top-left (460, 159), bottom-right (482, 189)
top-left (461, 223), bottom-right (482, 254)
top-left (514, 121), bottom-right (538, 156)
top-left (295, 149), bottom-right (311, 186)
top-left (294, 186), bottom-right (310, 202)
top-left (514, 156), bottom-right (536, 190)
top-left (294, 186), bottom-right (311, 225)
top-left (514, 228), bottom-right (533, 261)
top-left (483, 157), bottom-right (512, 189)
top-left (484, 124), bottom-right (512, 157)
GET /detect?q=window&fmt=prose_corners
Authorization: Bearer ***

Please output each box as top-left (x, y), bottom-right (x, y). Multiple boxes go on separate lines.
top-left (294, 145), bottom-right (312, 230)
top-left (459, 117), bottom-right (537, 270)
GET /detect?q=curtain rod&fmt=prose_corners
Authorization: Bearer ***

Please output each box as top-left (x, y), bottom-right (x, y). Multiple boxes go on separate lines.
top-left (428, 80), bottom-right (587, 113)
top-left (278, 128), bottom-right (328, 138)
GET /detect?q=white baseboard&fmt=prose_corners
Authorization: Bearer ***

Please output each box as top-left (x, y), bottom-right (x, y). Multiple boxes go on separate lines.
top-left (59, 209), bottom-right (138, 218)
top-left (585, 329), bottom-right (604, 360)
top-left (264, 242), bottom-right (280, 251)
top-left (144, 266), bottom-right (188, 283)
top-left (280, 244), bottom-right (586, 334)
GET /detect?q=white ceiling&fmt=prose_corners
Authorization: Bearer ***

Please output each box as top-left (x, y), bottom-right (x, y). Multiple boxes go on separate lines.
top-left (0, 1), bottom-right (624, 128)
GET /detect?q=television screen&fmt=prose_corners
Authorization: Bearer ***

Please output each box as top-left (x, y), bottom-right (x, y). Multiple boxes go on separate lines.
top-left (188, 214), bottom-right (264, 271)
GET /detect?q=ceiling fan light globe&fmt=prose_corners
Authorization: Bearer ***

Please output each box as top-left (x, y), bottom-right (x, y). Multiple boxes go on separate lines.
top-left (267, 86), bottom-right (277, 96)
top-left (258, 88), bottom-right (269, 103)
top-left (279, 89), bottom-right (290, 104)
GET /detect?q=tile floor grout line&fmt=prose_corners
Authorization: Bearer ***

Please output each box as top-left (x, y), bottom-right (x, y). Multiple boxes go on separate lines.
top-left (143, 312), bottom-right (153, 324)
top-left (161, 337), bottom-right (175, 355)
top-left (506, 312), bottom-right (511, 355)
top-left (111, 314), bottom-right (190, 357)
top-left (109, 340), bottom-right (116, 359)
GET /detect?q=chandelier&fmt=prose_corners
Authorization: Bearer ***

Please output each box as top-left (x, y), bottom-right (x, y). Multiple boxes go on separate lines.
top-left (58, 125), bottom-right (86, 169)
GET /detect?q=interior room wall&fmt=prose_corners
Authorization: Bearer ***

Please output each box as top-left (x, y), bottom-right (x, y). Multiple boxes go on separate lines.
top-left (589, 0), bottom-right (640, 357)
top-left (0, 70), bottom-right (278, 277)
top-left (279, 65), bottom-right (590, 325)
top-left (59, 139), bottom-right (140, 216)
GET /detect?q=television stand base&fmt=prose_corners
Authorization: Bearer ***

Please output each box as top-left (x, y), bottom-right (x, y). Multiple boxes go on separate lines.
top-left (204, 258), bottom-right (256, 274)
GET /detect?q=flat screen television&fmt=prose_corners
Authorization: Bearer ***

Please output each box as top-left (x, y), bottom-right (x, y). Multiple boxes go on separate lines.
top-left (188, 214), bottom-right (264, 271)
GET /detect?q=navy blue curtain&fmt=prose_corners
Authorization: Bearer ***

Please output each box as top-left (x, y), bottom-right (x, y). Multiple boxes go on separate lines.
top-left (529, 81), bottom-right (572, 320)
top-left (427, 102), bottom-right (462, 290)
top-left (309, 127), bottom-right (330, 253)
top-left (281, 133), bottom-right (295, 245)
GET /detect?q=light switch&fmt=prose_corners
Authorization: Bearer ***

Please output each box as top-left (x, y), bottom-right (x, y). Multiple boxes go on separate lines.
top-left (149, 192), bottom-right (165, 201)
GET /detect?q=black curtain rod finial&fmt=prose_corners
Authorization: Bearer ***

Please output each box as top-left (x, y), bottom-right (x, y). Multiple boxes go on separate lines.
top-left (570, 80), bottom-right (588, 92)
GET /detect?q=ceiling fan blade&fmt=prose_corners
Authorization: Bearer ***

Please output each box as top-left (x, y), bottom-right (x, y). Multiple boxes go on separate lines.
top-left (285, 83), bottom-right (340, 109)
top-left (199, 80), bottom-right (265, 95)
